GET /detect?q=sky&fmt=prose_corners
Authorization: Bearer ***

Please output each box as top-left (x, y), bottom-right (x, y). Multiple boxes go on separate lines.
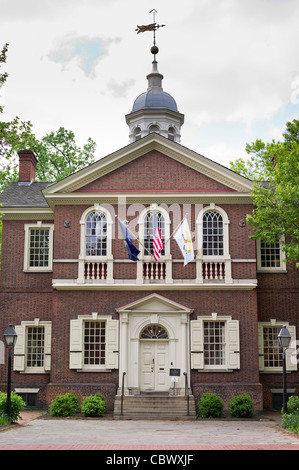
top-left (1, 0), bottom-right (299, 168)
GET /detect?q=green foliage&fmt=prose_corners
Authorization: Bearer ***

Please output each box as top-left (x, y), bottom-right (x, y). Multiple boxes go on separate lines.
top-left (229, 393), bottom-right (253, 418)
top-left (0, 413), bottom-right (10, 427)
top-left (49, 393), bottom-right (80, 417)
top-left (281, 396), bottom-right (299, 434)
top-left (0, 125), bottom-right (97, 192)
top-left (282, 412), bottom-right (299, 434)
top-left (81, 393), bottom-right (107, 417)
top-left (0, 43), bottom-right (9, 113)
top-left (198, 393), bottom-right (224, 418)
top-left (230, 119), bottom-right (299, 267)
top-left (34, 127), bottom-right (96, 182)
top-left (285, 395), bottom-right (299, 415)
top-left (0, 391), bottom-right (25, 423)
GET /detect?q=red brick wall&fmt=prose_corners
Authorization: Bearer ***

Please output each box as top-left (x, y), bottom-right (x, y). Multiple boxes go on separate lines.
top-left (75, 151), bottom-right (237, 193)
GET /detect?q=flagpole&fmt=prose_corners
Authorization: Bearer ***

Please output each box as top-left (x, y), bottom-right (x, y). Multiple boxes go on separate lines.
top-left (116, 215), bottom-right (153, 258)
top-left (165, 214), bottom-right (188, 245)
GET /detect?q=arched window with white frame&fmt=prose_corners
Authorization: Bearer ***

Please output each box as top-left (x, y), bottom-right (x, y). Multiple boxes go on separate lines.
top-left (196, 204), bottom-right (232, 283)
top-left (78, 205), bottom-right (114, 283)
top-left (137, 205), bottom-right (172, 283)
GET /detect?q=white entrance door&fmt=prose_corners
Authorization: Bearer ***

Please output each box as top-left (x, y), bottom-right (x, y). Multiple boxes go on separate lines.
top-left (140, 341), bottom-right (169, 391)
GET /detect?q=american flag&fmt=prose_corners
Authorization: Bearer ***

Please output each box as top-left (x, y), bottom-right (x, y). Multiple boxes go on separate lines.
top-left (152, 214), bottom-right (164, 261)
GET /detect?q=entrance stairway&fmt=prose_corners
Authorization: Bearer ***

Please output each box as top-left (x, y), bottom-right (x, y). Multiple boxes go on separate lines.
top-left (114, 393), bottom-right (197, 420)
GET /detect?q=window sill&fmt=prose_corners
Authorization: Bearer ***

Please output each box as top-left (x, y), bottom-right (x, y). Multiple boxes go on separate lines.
top-left (195, 369), bottom-right (234, 373)
top-left (77, 369), bottom-right (112, 373)
top-left (19, 370), bottom-right (50, 374)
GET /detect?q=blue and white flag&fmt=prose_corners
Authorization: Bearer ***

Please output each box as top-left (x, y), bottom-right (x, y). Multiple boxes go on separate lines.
top-left (118, 219), bottom-right (140, 261)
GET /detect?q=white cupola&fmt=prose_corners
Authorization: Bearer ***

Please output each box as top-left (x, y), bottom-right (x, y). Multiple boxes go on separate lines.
top-left (125, 45), bottom-right (184, 143)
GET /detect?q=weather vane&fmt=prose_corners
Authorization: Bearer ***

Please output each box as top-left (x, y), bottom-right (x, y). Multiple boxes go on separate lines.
top-left (136, 9), bottom-right (165, 48)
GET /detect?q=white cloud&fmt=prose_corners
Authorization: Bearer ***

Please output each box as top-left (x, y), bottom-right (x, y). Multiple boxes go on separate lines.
top-left (47, 34), bottom-right (121, 79)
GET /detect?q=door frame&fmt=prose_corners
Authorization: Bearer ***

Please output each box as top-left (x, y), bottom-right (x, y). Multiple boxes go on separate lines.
top-left (117, 293), bottom-right (193, 396)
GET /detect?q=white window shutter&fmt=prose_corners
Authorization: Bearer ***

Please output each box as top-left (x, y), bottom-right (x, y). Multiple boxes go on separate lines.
top-left (105, 319), bottom-right (119, 369)
top-left (227, 319), bottom-right (240, 369)
top-left (286, 326), bottom-right (297, 371)
top-left (69, 319), bottom-right (83, 369)
top-left (190, 319), bottom-right (204, 369)
top-left (44, 323), bottom-right (52, 372)
top-left (257, 323), bottom-right (265, 372)
top-left (13, 325), bottom-right (26, 371)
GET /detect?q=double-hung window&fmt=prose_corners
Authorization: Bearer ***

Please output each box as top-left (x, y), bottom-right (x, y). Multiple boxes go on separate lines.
top-left (258, 322), bottom-right (297, 372)
top-left (13, 320), bottom-right (52, 373)
top-left (191, 314), bottom-right (240, 370)
top-left (70, 314), bottom-right (118, 371)
top-left (257, 239), bottom-right (286, 271)
top-left (24, 222), bottom-right (54, 271)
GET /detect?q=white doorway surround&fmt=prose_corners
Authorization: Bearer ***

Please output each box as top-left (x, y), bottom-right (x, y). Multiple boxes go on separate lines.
top-left (116, 293), bottom-right (193, 396)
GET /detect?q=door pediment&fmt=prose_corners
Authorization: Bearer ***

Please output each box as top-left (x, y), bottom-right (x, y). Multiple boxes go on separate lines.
top-left (116, 293), bottom-right (193, 315)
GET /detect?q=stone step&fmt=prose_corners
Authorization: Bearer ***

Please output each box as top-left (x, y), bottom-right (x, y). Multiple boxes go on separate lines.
top-left (114, 395), bottom-right (197, 420)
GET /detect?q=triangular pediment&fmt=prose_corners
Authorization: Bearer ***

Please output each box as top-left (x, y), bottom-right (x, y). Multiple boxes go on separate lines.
top-left (42, 133), bottom-right (253, 202)
top-left (116, 293), bottom-right (193, 314)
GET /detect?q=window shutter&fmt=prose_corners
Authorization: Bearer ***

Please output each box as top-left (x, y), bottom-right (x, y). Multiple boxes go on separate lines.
top-left (13, 325), bottom-right (26, 371)
top-left (286, 326), bottom-right (297, 371)
top-left (257, 323), bottom-right (265, 371)
top-left (227, 319), bottom-right (240, 369)
top-left (190, 319), bottom-right (204, 369)
top-left (105, 319), bottom-right (119, 369)
top-left (44, 323), bottom-right (52, 372)
top-left (69, 319), bottom-right (83, 369)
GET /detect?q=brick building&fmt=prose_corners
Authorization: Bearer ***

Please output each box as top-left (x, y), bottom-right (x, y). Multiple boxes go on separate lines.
top-left (0, 47), bottom-right (298, 416)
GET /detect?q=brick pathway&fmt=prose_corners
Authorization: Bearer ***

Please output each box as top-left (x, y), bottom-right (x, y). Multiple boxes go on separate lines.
top-left (0, 411), bottom-right (298, 451)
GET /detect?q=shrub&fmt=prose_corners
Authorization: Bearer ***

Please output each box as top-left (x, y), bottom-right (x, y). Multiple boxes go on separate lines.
top-left (282, 412), bottom-right (299, 434)
top-left (0, 391), bottom-right (25, 423)
top-left (229, 394), bottom-right (253, 418)
top-left (49, 393), bottom-right (80, 417)
top-left (198, 393), bottom-right (224, 418)
top-left (286, 395), bottom-right (299, 415)
top-left (81, 393), bottom-right (107, 417)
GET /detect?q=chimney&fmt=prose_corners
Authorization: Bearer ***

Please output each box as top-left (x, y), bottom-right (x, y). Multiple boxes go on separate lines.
top-left (18, 150), bottom-right (38, 183)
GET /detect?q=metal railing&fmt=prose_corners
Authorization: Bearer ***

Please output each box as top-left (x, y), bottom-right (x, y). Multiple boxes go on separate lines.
top-left (121, 372), bottom-right (126, 416)
top-left (183, 372), bottom-right (189, 416)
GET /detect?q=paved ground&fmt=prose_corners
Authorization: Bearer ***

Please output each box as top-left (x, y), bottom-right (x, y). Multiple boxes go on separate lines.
top-left (0, 411), bottom-right (298, 451)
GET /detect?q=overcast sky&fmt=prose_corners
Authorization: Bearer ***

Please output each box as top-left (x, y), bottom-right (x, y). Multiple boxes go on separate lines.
top-left (1, 0), bottom-right (299, 168)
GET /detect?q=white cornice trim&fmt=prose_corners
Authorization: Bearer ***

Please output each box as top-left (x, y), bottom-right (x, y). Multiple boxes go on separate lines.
top-left (52, 279), bottom-right (257, 291)
top-left (1, 207), bottom-right (54, 220)
top-left (44, 192), bottom-right (253, 207)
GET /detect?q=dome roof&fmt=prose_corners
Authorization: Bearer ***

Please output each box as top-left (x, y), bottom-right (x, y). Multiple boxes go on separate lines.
top-left (132, 89), bottom-right (178, 113)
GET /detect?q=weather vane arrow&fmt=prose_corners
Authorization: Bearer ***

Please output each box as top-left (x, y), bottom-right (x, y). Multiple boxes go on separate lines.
top-left (136, 9), bottom-right (165, 42)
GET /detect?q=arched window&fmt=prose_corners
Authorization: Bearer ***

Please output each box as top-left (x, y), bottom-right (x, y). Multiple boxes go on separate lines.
top-left (148, 124), bottom-right (160, 134)
top-left (134, 127), bottom-right (141, 141)
top-left (196, 204), bottom-right (230, 259)
top-left (140, 324), bottom-right (168, 339)
top-left (78, 205), bottom-right (114, 283)
top-left (85, 211), bottom-right (107, 256)
top-left (202, 211), bottom-right (224, 256)
top-left (168, 127), bottom-right (175, 141)
top-left (144, 211), bottom-right (165, 257)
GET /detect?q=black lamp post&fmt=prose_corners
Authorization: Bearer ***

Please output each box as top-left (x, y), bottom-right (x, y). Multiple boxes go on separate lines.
top-left (278, 325), bottom-right (291, 415)
top-left (3, 324), bottom-right (18, 423)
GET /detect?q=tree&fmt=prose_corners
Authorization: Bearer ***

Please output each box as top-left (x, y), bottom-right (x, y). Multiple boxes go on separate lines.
top-left (230, 119), bottom-right (299, 266)
top-left (34, 127), bottom-right (96, 182)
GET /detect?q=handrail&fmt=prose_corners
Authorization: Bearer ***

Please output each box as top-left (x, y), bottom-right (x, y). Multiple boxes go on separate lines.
top-left (183, 372), bottom-right (189, 416)
top-left (121, 372), bottom-right (126, 416)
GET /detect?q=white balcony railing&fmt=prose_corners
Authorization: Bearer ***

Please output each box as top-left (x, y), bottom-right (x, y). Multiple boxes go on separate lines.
top-left (196, 258), bottom-right (232, 284)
